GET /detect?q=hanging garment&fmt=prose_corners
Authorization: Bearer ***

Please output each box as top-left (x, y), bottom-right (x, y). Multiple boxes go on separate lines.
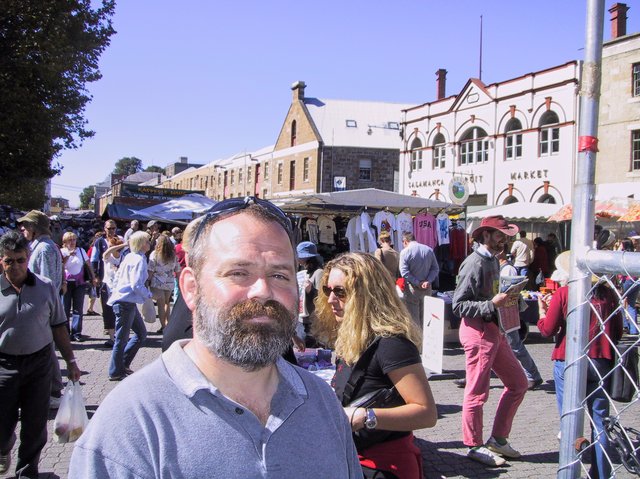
top-left (413, 212), bottom-right (438, 248)
top-left (395, 211), bottom-right (413, 252)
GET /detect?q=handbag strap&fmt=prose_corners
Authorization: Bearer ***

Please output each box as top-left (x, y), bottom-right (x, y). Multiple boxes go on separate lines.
top-left (341, 337), bottom-right (381, 405)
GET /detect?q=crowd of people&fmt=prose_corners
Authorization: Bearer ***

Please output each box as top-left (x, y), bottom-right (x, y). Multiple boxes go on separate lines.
top-left (0, 199), bottom-right (638, 478)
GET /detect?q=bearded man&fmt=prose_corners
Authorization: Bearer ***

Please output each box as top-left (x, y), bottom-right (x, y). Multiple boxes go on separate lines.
top-left (69, 197), bottom-right (362, 479)
top-left (453, 215), bottom-right (528, 467)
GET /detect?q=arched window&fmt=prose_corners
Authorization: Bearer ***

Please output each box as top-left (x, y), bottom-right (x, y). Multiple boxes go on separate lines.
top-left (291, 120), bottom-right (297, 147)
top-left (505, 118), bottom-right (523, 161)
top-left (503, 195), bottom-right (519, 204)
top-left (537, 193), bottom-right (556, 204)
top-left (539, 111), bottom-right (559, 156)
top-left (459, 127), bottom-right (488, 165)
top-left (410, 137), bottom-right (423, 171)
top-left (432, 133), bottom-right (446, 169)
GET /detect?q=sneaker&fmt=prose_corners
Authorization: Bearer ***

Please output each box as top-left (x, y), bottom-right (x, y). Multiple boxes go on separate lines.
top-left (486, 436), bottom-right (521, 458)
top-left (102, 340), bottom-right (114, 348)
top-left (0, 451), bottom-right (11, 474)
top-left (109, 374), bottom-right (126, 381)
top-left (124, 368), bottom-right (134, 376)
top-left (467, 446), bottom-right (506, 466)
top-left (72, 334), bottom-right (83, 342)
top-left (453, 378), bottom-right (467, 388)
top-left (49, 395), bottom-right (62, 409)
top-left (85, 310), bottom-right (98, 316)
top-left (527, 378), bottom-right (543, 390)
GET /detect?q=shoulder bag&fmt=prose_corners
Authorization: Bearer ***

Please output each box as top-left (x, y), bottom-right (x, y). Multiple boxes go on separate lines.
top-left (342, 338), bottom-right (405, 450)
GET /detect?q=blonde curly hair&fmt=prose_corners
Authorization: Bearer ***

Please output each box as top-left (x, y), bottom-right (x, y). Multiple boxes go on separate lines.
top-left (313, 252), bottom-right (421, 365)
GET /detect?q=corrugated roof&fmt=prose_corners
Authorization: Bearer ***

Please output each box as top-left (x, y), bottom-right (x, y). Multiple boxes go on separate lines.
top-left (304, 98), bottom-right (414, 149)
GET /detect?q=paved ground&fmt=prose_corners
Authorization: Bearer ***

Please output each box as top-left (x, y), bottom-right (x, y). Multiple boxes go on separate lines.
top-left (2, 308), bottom-right (638, 478)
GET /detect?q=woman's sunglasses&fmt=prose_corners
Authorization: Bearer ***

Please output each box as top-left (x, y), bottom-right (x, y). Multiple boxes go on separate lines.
top-left (322, 285), bottom-right (347, 300)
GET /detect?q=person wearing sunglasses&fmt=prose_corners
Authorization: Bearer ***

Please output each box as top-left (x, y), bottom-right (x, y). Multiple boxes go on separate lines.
top-left (70, 197), bottom-right (362, 478)
top-left (314, 252), bottom-right (437, 479)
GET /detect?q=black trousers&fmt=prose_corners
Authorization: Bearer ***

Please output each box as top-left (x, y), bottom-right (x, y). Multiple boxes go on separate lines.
top-left (0, 345), bottom-right (53, 479)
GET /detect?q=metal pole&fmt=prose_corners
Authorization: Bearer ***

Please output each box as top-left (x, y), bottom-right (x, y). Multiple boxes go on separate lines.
top-left (558, 0), bottom-right (604, 477)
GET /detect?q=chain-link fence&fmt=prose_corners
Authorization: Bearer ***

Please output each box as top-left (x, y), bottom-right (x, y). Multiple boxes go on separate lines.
top-left (559, 251), bottom-right (640, 478)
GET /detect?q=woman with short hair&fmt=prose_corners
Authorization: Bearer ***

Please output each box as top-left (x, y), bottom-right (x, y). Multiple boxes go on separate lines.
top-left (314, 252), bottom-right (437, 479)
top-left (61, 231), bottom-right (95, 341)
top-left (106, 231), bottom-right (152, 381)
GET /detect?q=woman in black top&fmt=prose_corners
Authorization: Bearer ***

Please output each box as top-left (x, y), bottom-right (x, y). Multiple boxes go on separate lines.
top-left (314, 252), bottom-right (437, 479)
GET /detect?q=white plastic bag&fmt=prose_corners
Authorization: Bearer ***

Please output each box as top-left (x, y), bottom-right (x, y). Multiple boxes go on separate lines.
top-left (53, 382), bottom-right (89, 443)
top-left (141, 297), bottom-right (157, 324)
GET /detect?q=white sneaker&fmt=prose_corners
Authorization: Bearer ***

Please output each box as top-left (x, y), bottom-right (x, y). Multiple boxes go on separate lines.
top-left (486, 436), bottom-right (521, 458)
top-left (0, 451), bottom-right (11, 474)
top-left (467, 446), bottom-right (506, 466)
top-left (49, 395), bottom-right (62, 409)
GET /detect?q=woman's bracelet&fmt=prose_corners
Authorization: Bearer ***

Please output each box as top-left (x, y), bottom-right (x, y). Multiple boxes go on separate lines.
top-left (350, 407), bottom-right (361, 427)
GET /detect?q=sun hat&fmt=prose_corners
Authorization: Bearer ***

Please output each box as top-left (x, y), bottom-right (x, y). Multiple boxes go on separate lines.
top-left (147, 220), bottom-right (158, 228)
top-left (552, 250), bottom-right (599, 284)
top-left (471, 215), bottom-right (519, 240)
top-left (17, 210), bottom-right (51, 233)
top-left (296, 241), bottom-right (319, 259)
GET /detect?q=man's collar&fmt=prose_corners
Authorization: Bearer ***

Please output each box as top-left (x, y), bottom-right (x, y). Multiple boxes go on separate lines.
top-left (163, 340), bottom-right (309, 399)
top-left (476, 244), bottom-right (494, 258)
top-left (1, 270), bottom-right (36, 291)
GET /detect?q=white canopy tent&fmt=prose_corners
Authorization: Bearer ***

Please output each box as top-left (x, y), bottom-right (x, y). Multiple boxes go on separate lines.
top-left (272, 188), bottom-right (459, 215)
top-left (133, 194), bottom-right (217, 222)
top-left (466, 202), bottom-right (565, 247)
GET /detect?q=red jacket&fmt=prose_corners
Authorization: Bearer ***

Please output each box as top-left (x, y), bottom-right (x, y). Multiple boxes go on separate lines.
top-left (537, 285), bottom-right (623, 361)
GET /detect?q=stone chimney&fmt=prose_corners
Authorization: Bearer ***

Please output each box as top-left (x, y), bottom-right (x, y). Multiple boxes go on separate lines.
top-left (436, 69), bottom-right (447, 100)
top-left (291, 81), bottom-right (306, 101)
top-left (609, 3), bottom-right (629, 39)
top-left (179, 156), bottom-right (188, 164)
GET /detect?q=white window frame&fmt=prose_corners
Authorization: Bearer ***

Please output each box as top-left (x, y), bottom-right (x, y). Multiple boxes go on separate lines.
top-left (277, 163), bottom-right (283, 185)
top-left (459, 128), bottom-right (489, 166)
top-left (632, 130), bottom-right (640, 171)
top-left (264, 162), bottom-right (269, 181)
top-left (540, 127), bottom-right (560, 156)
top-left (303, 157), bottom-right (310, 182)
top-left (359, 159), bottom-right (372, 181)
top-left (633, 63), bottom-right (640, 97)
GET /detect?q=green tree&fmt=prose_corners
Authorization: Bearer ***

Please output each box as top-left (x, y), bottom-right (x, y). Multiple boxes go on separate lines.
top-left (79, 185), bottom-right (95, 209)
top-left (0, 0), bottom-right (116, 208)
top-left (144, 165), bottom-right (165, 175)
top-left (113, 157), bottom-right (143, 177)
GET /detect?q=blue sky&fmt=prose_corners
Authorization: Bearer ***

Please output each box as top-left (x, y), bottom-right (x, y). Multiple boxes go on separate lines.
top-left (52, 0), bottom-right (640, 205)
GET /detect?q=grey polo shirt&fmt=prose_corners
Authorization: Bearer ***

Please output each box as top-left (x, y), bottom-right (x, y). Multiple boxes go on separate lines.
top-left (70, 340), bottom-right (362, 479)
top-left (0, 271), bottom-right (67, 355)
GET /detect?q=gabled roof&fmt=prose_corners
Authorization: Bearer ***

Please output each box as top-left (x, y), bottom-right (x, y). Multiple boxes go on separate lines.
top-left (449, 78), bottom-right (494, 111)
top-left (124, 172), bottom-right (162, 184)
top-left (303, 98), bottom-right (415, 149)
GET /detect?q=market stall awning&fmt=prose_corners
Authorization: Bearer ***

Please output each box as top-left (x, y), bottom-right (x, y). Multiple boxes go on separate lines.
top-left (618, 204), bottom-right (640, 222)
top-left (272, 188), bottom-right (459, 215)
top-left (548, 197), bottom-right (640, 222)
top-left (466, 202), bottom-right (560, 222)
top-left (134, 194), bottom-right (216, 221)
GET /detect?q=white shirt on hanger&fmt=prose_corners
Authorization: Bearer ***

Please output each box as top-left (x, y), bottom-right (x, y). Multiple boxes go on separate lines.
top-left (395, 211), bottom-right (413, 252)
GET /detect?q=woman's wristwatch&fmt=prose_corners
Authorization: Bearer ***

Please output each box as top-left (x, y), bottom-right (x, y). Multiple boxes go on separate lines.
top-left (364, 408), bottom-right (378, 430)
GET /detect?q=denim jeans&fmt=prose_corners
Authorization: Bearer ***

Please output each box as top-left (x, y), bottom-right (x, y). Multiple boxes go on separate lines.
top-left (622, 279), bottom-right (639, 334)
top-left (553, 358), bottom-right (612, 479)
top-left (63, 281), bottom-right (86, 337)
top-left (109, 302), bottom-right (147, 378)
top-left (505, 329), bottom-right (542, 382)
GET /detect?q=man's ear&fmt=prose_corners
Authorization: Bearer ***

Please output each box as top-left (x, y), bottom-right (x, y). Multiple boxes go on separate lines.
top-left (179, 267), bottom-right (198, 312)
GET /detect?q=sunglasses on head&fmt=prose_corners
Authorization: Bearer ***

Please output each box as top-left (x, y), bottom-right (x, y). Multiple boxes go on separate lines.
top-left (193, 196), bottom-right (292, 244)
top-left (322, 285), bottom-right (347, 300)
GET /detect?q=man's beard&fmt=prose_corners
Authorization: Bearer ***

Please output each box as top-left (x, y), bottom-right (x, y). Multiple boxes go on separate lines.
top-left (193, 295), bottom-right (296, 372)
